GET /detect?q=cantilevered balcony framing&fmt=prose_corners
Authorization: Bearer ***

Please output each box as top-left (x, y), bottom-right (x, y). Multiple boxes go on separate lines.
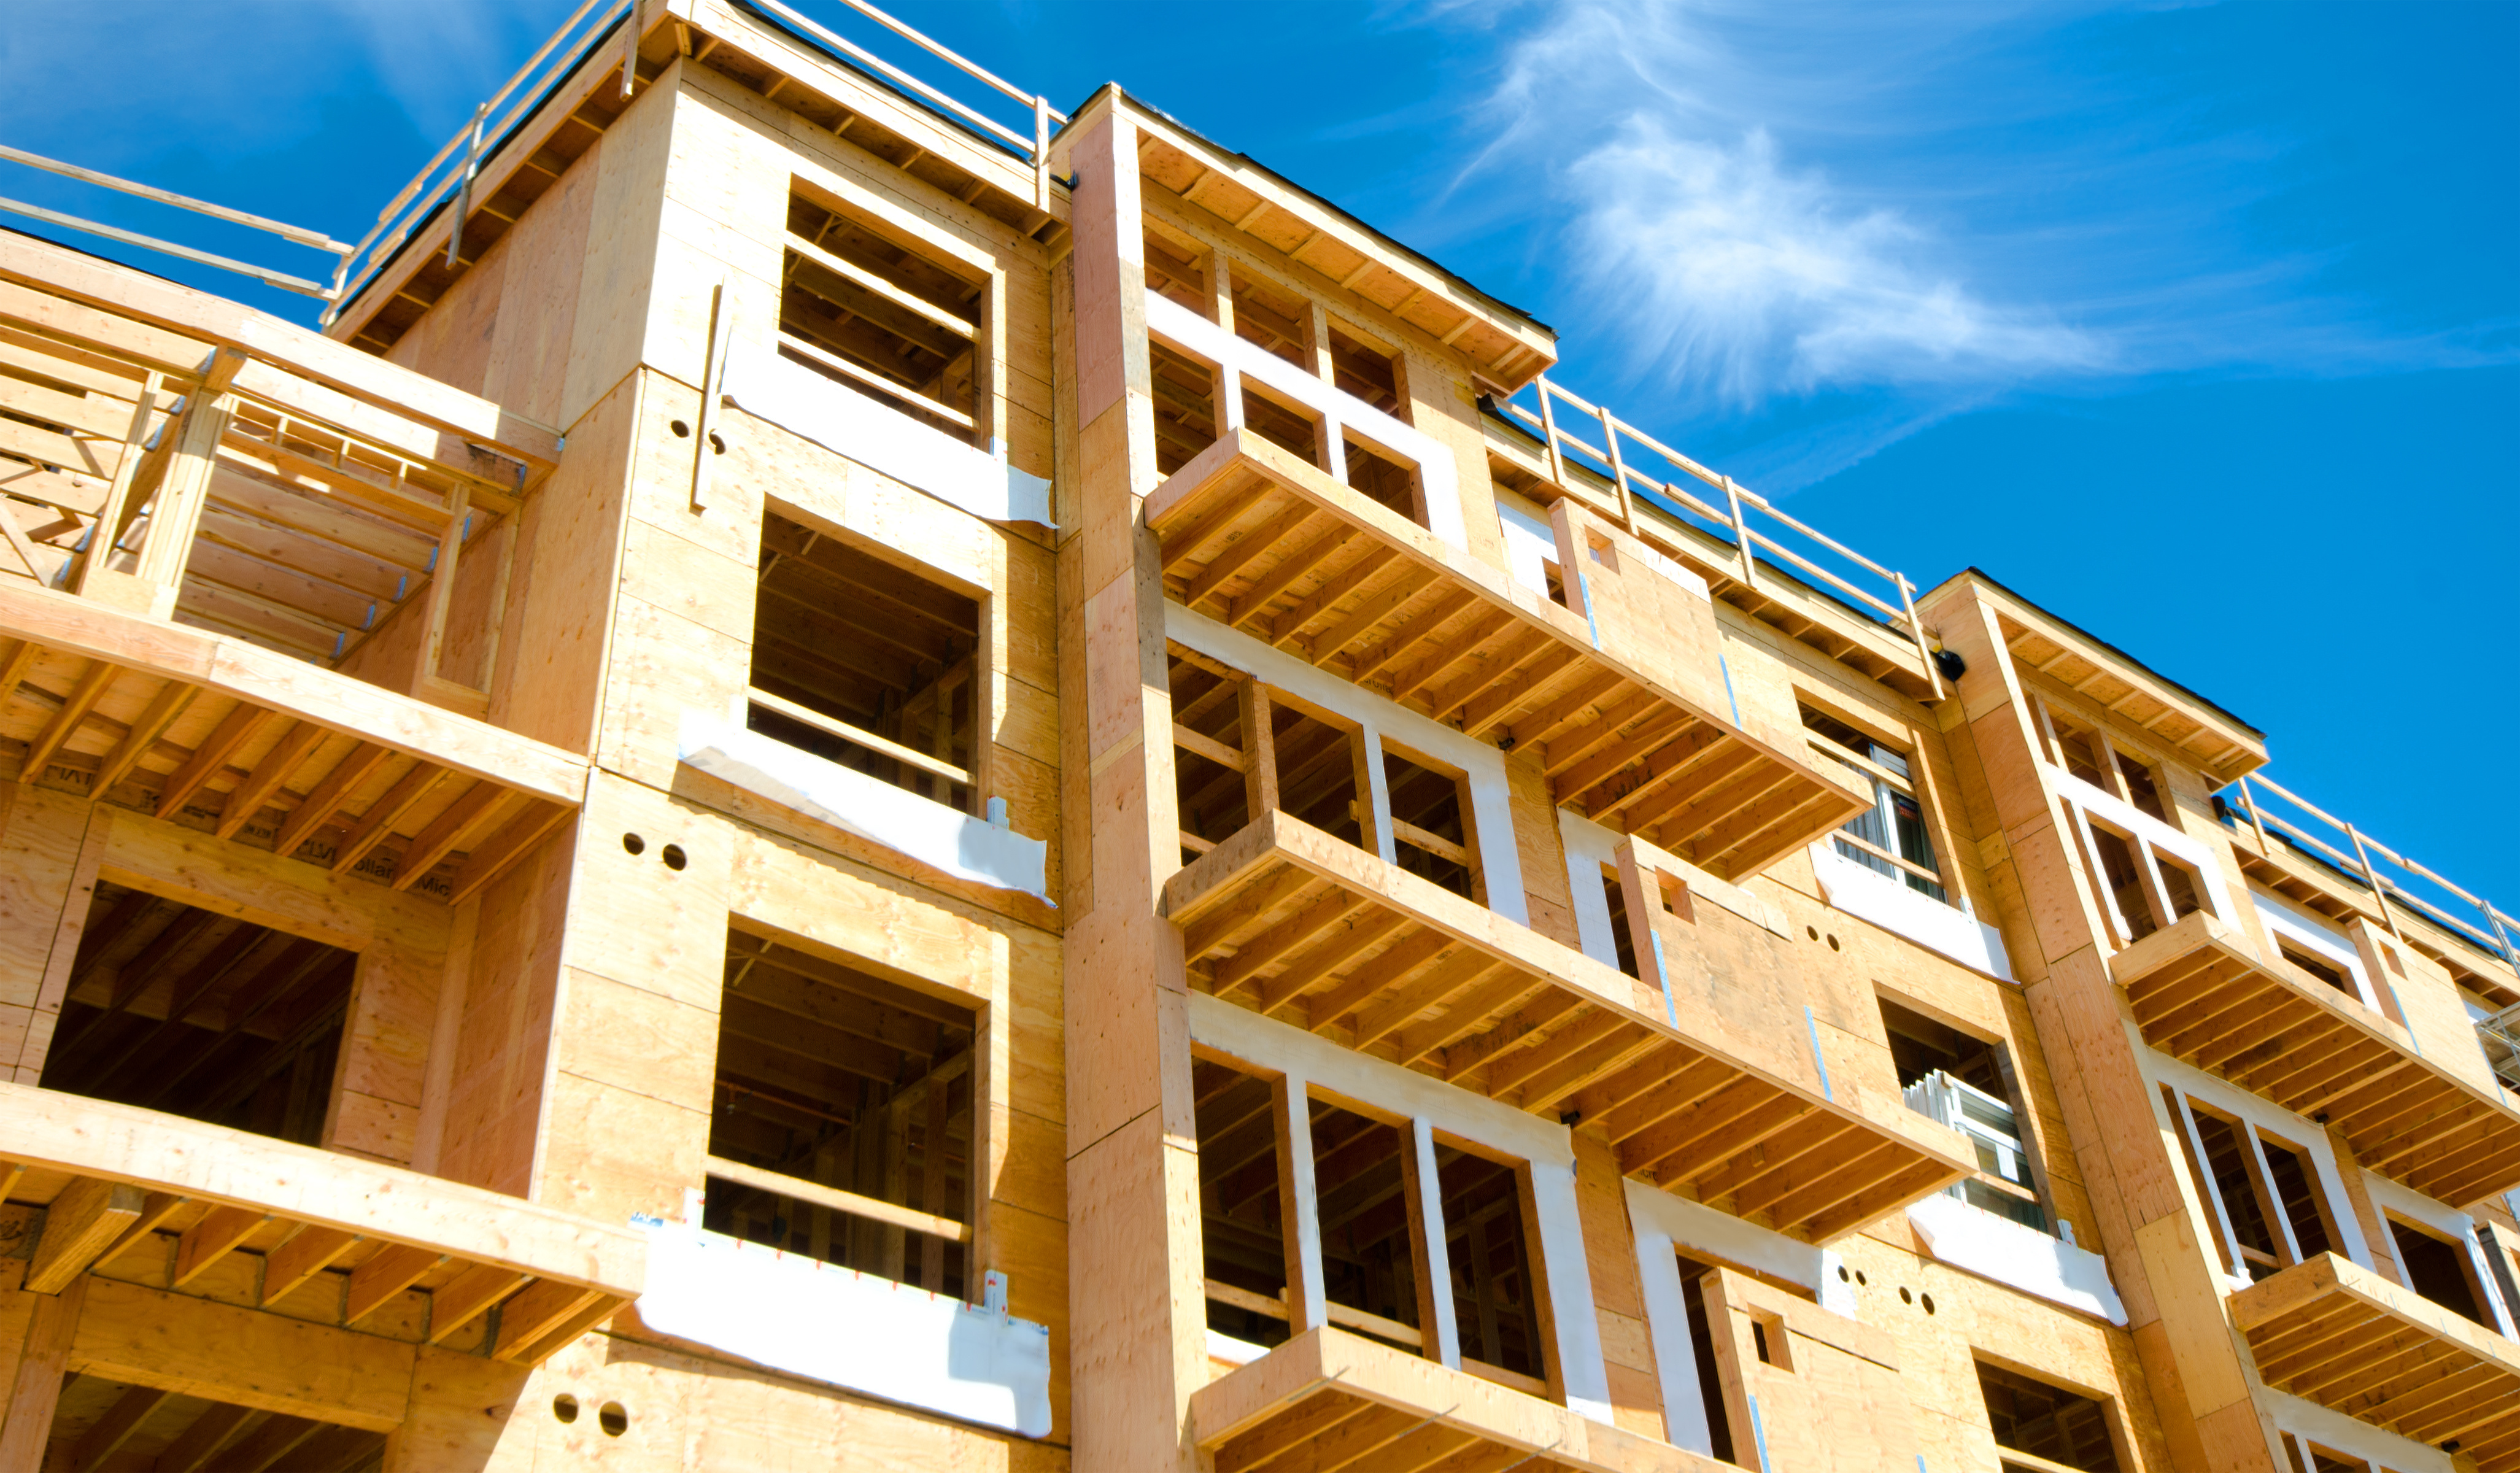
top-left (1163, 811), bottom-right (1970, 1243)
top-left (1146, 432), bottom-right (1868, 881)
top-left (0, 582), bottom-right (583, 902)
top-left (2114, 913), bottom-right (2520, 1205)
top-left (0, 1084), bottom-right (642, 1365)
top-left (1193, 1327), bottom-right (1713, 1473)
top-left (2230, 1253), bottom-right (2520, 1472)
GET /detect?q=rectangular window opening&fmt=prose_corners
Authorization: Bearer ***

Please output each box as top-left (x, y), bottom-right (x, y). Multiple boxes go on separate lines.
top-left (2387, 1219), bottom-right (2492, 1328)
top-left (1977, 1361), bottom-right (2123, 1473)
top-left (2115, 750), bottom-right (2169, 821)
top-left (1269, 702), bottom-right (1370, 855)
top-left (749, 511), bottom-right (982, 813)
top-left (1327, 325), bottom-right (1404, 418)
top-left (782, 190), bottom-right (983, 444)
top-left (1149, 339), bottom-right (1223, 477)
top-left (1239, 376), bottom-right (1326, 469)
top-left (2257, 1136), bottom-right (2336, 1260)
top-left (2046, 711), bottom-right (2113, 790)
top-left (38, 881), bottom-right (354, 1146)
top-left (1600, 864), bottom-right (1642, 980)
top-left (1226, 268), bottom-right (1312, 369)
top-left (2087, 825), bottom-right (2156, 941)
top-left (2189, 1107), bottom-right (2283, 1281)
top-left (1307, 1098), bottom-right (1424, 1355)
top-left (1800, 704), bottom-right (1947, 903)
top-left (2279, 941), bottom-right (2358, 999)
top-left (1342, 433), bottom-right (1424, 525)
top-left (1383, 747), bottom-right (1477, 903)
top-left (1196, 1057), bottom-right (1294, 1353)
top-left (1439, 1145), bottom-right (1546, 1385)
top-left (1143, 228), bottom-right (1210, 315)
top-left (1676, 1256), bottom-right (1736, 1465)
top-left (1885, 999), bottom-right (2046, 1233)
top-left (706, 927), bottom-right (977, 1297)
top-left (1169, 649), bottom-right (1255, 862)
top-left (2156, 854), bottom-right (2206, 921)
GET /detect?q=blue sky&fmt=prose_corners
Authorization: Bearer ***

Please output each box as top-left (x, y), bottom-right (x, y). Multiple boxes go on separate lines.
top-left (5, 2), bottom-right (2514, 924)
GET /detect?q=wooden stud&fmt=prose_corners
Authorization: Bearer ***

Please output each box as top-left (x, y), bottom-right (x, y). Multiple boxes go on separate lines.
top-left (27, 1177), bottom-right (144, 1293)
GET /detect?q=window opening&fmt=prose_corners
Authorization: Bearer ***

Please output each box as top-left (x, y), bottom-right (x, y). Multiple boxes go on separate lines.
top-left (1148, 339), bottom-right (1222, 476)
top-left (1226, 268), bottom-right (1312, 369)
top-left (1600, 864), bottom-right (1641, 980)
top-left (1383, 746), bottom-right (1477, 903)
top-left (749, 512), bottom-right (981, 813)
top-left (2257, 1139), bottom-right (2336, 1260)
top-left (2086, 825), bottom-right (2156, 940)
top-left (1342, 433), bottom-right (1423, 525)
top-left (1307, 1097), bottom-right (1424, 1355)
top-left (1143, 228), bottom-right (1210, 315)
top-left (39, 881), bottom-right (354, 1146)
top-left (1169, 648), bottom-right (1254, 864)
top-left (2155, 854), bottom-right (2206, 922)
top-left (1977, 1362), bottom-right (2122, 1473)
top-left (1801, 705), bottom-right (1947, 903)
top-left (2116, 751), bottom-right (2169, 821)
top-left (1885, 999), bottom-right (2045, 1232)
top-left (781, 191), bottom-right (983, 444)
top-left (2044, 711), bottom-right (2114, 791)
top-left (1439, 1147), bottom-right (1545, 1383)
top-left (2188, 1109), bottom-right (2283, 1281)
top-left (2387, 1219), bottom-right (2492, 1328)
top-left (1676, 1257), bottom-right (1736, 1465)
top-left (1327, 326), bottom-right (1404, 417)
top-left (1196, 1057), bottom-right (1295, 1353)
top-left (1270, 702), bottom-right (1372, 855)
top-left (2279, 942), bottom-right (2356, 999)
top-left (1238, 376), bottom-right (1325, 468)
top-left (707, 927), bottom-right (976, 1297)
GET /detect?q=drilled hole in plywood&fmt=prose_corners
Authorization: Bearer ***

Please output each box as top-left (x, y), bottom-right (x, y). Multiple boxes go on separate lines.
top-left (553, 1394), bottom-right (579, 1423)
top-left (1922, 1293), bottom-right (1936, 1315)
top-left (661, 844), bottom-right (687, 871)
top-left (600, 1402), bottom-right (628, 1437)
top-left (670, 419), bottom-right (691, 438)
top-left (1826, 934), bottom-right (1841, 951)
top-left (622, 833), bottom-right (646, 855)
top-left (1898, 1286), bottom-right (1912, 1304)
top-left (708, 433), bottom-right (726, 454)
top-left (1806, 925), bottom-right (1819, 941)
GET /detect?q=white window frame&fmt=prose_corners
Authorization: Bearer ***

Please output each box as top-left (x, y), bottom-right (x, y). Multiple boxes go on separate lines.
top-left (2362, 1172), bottom-right (2520, 1339)
top-left (1167, 603), bottom-right (1528, 925)
top-left (2141, 1053), bottom-right (2371, 1288)
top-left (1185, 991), bottom-right (1615, 1423)
top-left (1625, 1180), bottom-right (1854, 1459)
top-left (2251, 885), bottom-right (2387, 1014)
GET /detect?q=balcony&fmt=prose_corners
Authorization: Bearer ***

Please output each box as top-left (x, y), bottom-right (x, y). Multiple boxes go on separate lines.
top-left (1162, 811), bottom-right (1970, 1242)
top-left (1144, 430), bottom-right (1867, 880)
top-left (1193, 1326), bottom-right (1714, 1473)
top-left (2230, 1253), bottom-right (2520, 1472)
top-left (2112, 913), bottom-right (2520, 1204)
top-left (0, 1083), bottom-right (643, 1363)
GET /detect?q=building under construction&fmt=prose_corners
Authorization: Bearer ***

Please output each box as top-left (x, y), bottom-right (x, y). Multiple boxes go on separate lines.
top-left (1, 2), bottom-right (2516, 1469)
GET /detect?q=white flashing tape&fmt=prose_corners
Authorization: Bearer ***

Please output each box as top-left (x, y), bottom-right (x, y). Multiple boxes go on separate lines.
top-left (1907, 1193), bottom-right (2127, 1325)
top-left (680, 711), bottom-right (1049, 900)
top-left (636, 1217), bottom-right (1053, 1437)
top-left (722, 346), bottom-right (1053, 526)
top-left (1811, 841), bottom-right (2014, 981)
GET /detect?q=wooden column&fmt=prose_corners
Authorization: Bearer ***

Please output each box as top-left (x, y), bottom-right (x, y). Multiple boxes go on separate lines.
top-left (0, 1275), bottom-right (85, 1464)
top-left (1931, 582), bottom-right (2285, 1473)
top-left (1059, 93), bottom-right (1208, 1473)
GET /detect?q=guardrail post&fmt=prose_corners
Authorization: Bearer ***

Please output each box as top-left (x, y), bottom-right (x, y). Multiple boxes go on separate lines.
top-left (1533, 376), bottom-right (1569, 492)
top-left (1895, 573), bottom-right (1943, 701)
top-left (1595, 408), bottom-right (1637, 532)
top-left (1722, 474), bottom-right (1758, 593)
top-left (2235, 775), bottom-right (2272, 854)
top-left (445, 103), bottom-right (490, 271)
top-left (2481, 903), bottom-right (2520, 983)
top-left (1034, 96), bottom-right (1052, 211)
top-left (2343, 821), bottom-right (2406, 941)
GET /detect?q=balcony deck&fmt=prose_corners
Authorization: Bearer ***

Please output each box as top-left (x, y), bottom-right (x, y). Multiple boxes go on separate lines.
top-left (1193, 1326), bottom-right (1718, 1473)
top-left (0, 581), bottom-right (583, 903)
top-left (2230, 1253), bottom-right (2520, 1472)
top-left (1163, 811), bottom-right (1970, 1242)
top-left (0, 1083), bottom-right (641, 1365)
top-left (2112, 913), bottom-right (2520, 1204)
top-left (1144, 432), bottom-right (1868, 881)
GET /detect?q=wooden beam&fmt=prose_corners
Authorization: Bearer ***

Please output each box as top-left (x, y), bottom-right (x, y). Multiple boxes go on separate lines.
top-left (26, 1176), bottom-right (144, 1293)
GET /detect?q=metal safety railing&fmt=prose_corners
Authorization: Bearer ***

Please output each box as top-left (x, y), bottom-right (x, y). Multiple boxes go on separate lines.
top-left (1492, 375), bottom-right (1941, 696)
top-left (2224, 770), bottom-right (2520, 981)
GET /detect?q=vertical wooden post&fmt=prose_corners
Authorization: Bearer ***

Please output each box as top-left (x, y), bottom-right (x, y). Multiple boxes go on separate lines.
top-left (920, 1075), bottom-right (953, 1289)
top-left (132, 384), bottom-right (235, 617)
top-left (75, 370), bottom-right (161, 597)
top-left (0, 1275), bottom-right (85, 1465)
top-left (1239, 679), bottom-right (1278, 820)
top-left (2343, 821), bottom-right (2406, 941)
top-left (1721, 475), bottom-right (1758, 593)
top-left (1270, 1075), bottom-right (1324, 1334)
top-left (1594, 408), bottom-right (1636, 533)
top-left (1532, 377), bottom-right (1568, 492)
top-left (1895, 573), bottom-right (1944, 702)
top-left (1399, 1116), bottom-right (1461, 1369)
